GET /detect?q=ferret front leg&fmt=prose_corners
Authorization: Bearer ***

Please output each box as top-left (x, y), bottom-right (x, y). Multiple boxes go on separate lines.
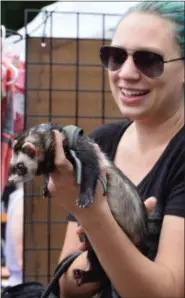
top-left (77, 165), bottom-right (98, 208)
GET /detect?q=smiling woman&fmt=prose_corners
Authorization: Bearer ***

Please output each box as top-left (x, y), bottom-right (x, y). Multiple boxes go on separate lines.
top-left (44, 2), bottom-right (185, 298)
top-left (108, 8), bottom-right (184, 121)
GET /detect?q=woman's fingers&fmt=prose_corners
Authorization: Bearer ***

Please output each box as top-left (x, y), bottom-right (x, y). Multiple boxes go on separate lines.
top-left (76, 226), bottom-right (87, 251)
top-left (47, 130), bottom-right (76, 196)
top-left (77, 242), bottom-right (87, 252)
top-left (76, 225), bottom-right (85, 236)
top-left (144, 197), bottom-right (157, 214)
top-left (53, 130), bottom-right (73, 172)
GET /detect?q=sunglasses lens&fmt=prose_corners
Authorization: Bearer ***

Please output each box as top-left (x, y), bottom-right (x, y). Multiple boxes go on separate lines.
top-left (100, 46), bottom-right (127, 71)
top-left (134, 51), bottom-right (164, 78)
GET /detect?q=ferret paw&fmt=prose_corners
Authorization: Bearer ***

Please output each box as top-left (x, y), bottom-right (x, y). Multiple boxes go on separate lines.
top-left (42, 185), bottom-right (49, 198)
top-left (76, 189), bottom-right (95, 208)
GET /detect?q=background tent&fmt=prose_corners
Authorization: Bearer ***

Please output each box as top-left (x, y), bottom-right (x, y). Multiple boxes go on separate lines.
top-left (4, 1), bottom-right (139, 60)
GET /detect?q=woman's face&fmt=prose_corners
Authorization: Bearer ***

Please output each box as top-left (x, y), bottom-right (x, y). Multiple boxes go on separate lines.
top-left (109, 13), bottom-right (184, 122)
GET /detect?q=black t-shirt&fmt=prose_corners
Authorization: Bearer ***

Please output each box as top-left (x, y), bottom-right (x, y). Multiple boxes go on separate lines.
top-left (68, 121), bottom-right (185, 260)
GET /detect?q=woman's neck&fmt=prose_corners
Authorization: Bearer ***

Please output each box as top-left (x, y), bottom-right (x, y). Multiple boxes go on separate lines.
top-left (131, 105), bottom-right (184, 151)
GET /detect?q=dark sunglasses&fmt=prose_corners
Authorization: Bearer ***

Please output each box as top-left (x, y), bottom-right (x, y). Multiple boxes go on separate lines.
top-left (100, 45), bottom-right (184, 78)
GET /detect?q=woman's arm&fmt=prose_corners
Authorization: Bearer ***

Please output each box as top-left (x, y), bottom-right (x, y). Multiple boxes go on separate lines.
top-left (12, 198), bottom-right (23, 269)
top-left (58, 221), bottom-right (101, 298)
top-left (76, 200), bottom-right (184, 298)
top-left (58, 198), bottom-right (157, 298)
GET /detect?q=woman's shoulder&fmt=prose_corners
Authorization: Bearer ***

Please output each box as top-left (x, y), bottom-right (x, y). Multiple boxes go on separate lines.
top-left (88, 120), bottom-right (132, 159)
top-left (89, 119), bottom-right (131, 142)
top-left (164, 125), bottom-right (184, 171)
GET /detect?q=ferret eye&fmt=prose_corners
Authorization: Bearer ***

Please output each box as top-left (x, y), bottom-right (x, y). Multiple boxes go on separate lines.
top-left (22, 146), bottom-right (36, 159)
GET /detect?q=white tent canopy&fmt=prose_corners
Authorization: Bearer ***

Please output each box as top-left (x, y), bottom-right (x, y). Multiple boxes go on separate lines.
top-left (4, 1), bottom-right (139, 60)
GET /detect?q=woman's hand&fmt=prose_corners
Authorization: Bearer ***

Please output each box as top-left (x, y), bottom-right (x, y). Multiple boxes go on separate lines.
top-left (76, 196), bottom-right (157, 251)
top-left (47, 130), bottom-right (107, 214)
top-left (47, 130), bottom-right (80, 213)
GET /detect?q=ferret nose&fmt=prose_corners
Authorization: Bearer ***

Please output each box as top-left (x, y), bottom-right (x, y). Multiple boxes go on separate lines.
top-left (16, 162), bottom-right (27, 175)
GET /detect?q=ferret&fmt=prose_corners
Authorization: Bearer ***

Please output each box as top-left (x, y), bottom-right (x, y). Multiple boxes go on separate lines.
top-left (8, 122), bottom-right (148, 293)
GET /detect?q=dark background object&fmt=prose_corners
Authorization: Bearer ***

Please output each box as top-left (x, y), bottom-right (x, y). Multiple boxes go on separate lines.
top-left (1, 1), bottom-right (56, 32)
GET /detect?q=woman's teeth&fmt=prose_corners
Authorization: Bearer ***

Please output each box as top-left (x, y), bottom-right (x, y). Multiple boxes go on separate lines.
top-left (121, 89), bottom-right (148, 97)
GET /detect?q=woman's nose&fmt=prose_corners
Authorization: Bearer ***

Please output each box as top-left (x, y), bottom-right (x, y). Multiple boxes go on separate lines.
top-left (118, 55), bottom-right (140, 81)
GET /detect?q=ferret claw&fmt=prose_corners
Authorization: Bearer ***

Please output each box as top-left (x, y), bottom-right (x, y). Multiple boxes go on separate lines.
top-left (42, 185), bottom-right (49, 198)
top-left (98, 175), bottom-right (107, 196)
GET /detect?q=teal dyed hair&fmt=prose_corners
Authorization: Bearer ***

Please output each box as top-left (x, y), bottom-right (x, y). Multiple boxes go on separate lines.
top-left (120, 1), bottom-right (185, 57)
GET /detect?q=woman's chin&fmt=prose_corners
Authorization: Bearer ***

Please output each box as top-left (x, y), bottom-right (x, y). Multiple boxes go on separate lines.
top-left (118, 104), bottom-right (150, 121)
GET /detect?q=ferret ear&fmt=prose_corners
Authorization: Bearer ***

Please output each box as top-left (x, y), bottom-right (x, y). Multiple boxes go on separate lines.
top-left (22, 142), bottom-right (36, 159)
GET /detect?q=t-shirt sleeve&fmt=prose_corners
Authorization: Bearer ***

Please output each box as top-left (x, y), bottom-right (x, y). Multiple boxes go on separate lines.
top-left (164, 149), bottom-right (185, 218)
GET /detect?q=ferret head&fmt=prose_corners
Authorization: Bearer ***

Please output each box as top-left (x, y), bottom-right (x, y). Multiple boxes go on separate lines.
top-left (8, 140), bottom-right (42, 185)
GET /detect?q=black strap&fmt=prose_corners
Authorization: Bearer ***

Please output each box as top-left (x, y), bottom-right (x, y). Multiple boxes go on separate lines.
top-left (1, 282), bottom-right (45, 298)
top-left (41, 251), bottom-right (81, 298)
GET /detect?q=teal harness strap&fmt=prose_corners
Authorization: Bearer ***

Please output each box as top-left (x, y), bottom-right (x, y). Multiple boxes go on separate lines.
top-left (62, 125), bottom-right (83, 150)
top-left (62, 125), bottom-right (107, 198)
top-left (63, 125), bottom-right (84, 184)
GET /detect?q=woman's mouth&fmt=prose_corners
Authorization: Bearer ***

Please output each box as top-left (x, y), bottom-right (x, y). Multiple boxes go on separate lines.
top-left (119, 88), bottom-right (150, 104)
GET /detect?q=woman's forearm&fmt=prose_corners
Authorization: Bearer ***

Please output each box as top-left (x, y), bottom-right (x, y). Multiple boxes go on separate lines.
top-left (77, 204), bottom-right (175, 298)
top-left (59, 252), bottom-right (100, 298)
